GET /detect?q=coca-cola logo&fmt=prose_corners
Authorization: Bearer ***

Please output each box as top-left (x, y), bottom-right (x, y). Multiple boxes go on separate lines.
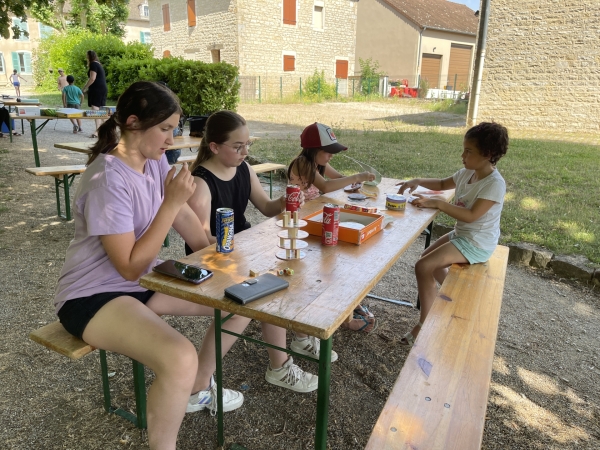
top-left (287, 191), bottom-right (301, 203)
top-left (323, 212), bottom-right (333, 224)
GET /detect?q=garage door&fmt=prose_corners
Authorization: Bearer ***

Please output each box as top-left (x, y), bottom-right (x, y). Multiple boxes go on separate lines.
top-left (447, 44), bottom-right (473, 91)
top-left (421, 54), bottom-right (442, 89)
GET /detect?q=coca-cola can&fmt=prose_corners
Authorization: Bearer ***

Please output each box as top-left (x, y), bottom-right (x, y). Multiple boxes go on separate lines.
top-left (322, 203), bottom-right (340, 246)
top-left (286, 185), bottom-right (301, 212)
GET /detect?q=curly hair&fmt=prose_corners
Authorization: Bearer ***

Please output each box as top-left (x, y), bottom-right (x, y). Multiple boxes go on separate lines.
top-left (464, 122), bottom-right (509, 165)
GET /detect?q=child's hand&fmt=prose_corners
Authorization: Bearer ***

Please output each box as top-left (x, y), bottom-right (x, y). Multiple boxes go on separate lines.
top-left (164, 163), bottom-right (196, 208)
top-left (358, 171), bottom-right (375, 182)
top-left (411, 193), bottom-right (438, 209)
top-left (397, 179), bottom-right (419, 195)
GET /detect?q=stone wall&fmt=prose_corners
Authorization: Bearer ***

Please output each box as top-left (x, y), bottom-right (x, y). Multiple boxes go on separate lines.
top-left (477, 1), bottom-right (600, 132)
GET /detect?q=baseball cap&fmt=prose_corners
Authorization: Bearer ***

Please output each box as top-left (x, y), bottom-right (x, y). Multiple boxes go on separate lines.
top-left (300, 122), bottom-right (348, 154)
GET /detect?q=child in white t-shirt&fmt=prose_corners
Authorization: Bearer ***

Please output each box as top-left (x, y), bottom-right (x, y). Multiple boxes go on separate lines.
top-left (396, 122), bottom-right (509, 346)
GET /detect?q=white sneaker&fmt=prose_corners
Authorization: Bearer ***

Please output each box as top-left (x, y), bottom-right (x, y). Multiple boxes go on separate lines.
top-left (186, 376), bottom-right (244, 415)
top-left (265, 357), bottom-right (319, 393)
top-left (291, 335), bottom-right (338, 363)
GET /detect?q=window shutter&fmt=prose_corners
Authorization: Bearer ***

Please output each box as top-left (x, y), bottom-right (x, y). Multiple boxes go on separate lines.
top-left (11, 52), bottom-right (19, 71)
top-left (187, 0), bottom-right (196, 27)
top-left (140, 31), bottom-right (145, 43)
top-left (23, 53), bottom-right (32, 73)
top-left (162, 4), bottom-right (171, 32)
top-left (0, 54), bottom-right (4, 73)
top-left (283, 55), bottom-right (295, 72)
top-left (283, 0), bottom-right (296, 25)
top-left (335, 60), bottom-right (348, 79)
top-left (163, 50), bottom-right (171, 58)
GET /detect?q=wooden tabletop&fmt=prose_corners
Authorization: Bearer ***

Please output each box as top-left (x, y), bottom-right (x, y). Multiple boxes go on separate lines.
top-left (10, 113), bottom-right (100, 120)
top-left (54, 136), bottom-right (204, 154)
top-left (3, 101), bottom-right (42, 106)
top-left (140, 178), bottom-right (454, 340)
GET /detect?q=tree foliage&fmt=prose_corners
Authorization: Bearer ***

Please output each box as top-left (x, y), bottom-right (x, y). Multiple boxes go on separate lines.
top-left (0, 0), bottom-right (49, 39)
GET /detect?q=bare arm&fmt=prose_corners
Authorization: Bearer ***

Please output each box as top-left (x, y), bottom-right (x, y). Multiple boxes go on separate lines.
top-left (83, 71), bottom-right (97, 92)
top-left (100, 165), bottom-right (197, 281)
top-left (172, 203), bottom-right (210, 252)
top-left (323, 164), bottom-right (344, 179)
top-left (247, 163), bottom-right (286, 217)
top-left (312, 163), bottom-right (374, 194)
top-left (415, 197), bottom-right (497, 224)
top-left (62, 91), bottom-right (67, 107)
top-left (397, 176), bottom-right (456, 194)
top-left (187, 176), bottom-right (216, 245)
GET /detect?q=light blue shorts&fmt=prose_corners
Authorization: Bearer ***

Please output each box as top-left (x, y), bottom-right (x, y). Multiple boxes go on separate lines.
top-left (448, 230), bottom-right (494, 264)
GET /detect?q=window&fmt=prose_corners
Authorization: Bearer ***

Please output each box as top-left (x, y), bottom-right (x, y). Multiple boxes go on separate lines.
top-left (211, 49), bottom-right (221, 63)
top-left (283, 54), bottom-right (295, 72)
top-left (162, 4), bottom-right (171, 32)
top-left (39, 23), bottom-right (54, 39)
top-left (313, 3), bottom-right (324, 30)
top-left (12, 52), bottom-right (32, 74)
top-left (283, 0), bottom-right (296, 25)
top-left (140, 4), bottom-right (150, 17)
top-left (187, 0), bottom-right (196, 27)
top-left (0, 53), bottom-right (4, 74)
top-left (140, 31), bottom-right (151, 44)
top-left (12, 18), bottom-right (29, 41)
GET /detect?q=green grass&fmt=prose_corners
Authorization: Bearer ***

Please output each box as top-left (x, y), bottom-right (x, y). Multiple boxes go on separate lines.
top-left (424, 99), bottom-right (468, 115)
top-left (251, 130), bottom-right (600, 264)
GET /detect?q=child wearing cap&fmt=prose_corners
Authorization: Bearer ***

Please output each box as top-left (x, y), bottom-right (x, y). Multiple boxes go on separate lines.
top-left (287, 122), bottom-right (377, 333)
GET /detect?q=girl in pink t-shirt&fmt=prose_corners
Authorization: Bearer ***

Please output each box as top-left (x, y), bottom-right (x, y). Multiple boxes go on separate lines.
top-left (288, 122), bottom-right (377, 333)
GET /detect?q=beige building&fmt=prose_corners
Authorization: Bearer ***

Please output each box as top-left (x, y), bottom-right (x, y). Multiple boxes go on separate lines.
top-left (125, 1), bottom-right (152, 44)
top-left (355, 0), bottom-right (478, 90)
top-left (477, 0), bottom-right (600, 132)
top-left (148, 0), bottom-right (359, 99)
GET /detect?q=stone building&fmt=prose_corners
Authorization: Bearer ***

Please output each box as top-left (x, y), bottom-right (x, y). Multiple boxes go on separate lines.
top-left (477, 1), bottom-right (600, 131)
top-left (148, 0), bottom-right (359, 99)
top-left (355, 0), bottom-right (478, 90)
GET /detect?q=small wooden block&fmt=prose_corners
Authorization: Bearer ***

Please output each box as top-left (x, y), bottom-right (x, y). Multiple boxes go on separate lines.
top-left (249, 269), bottom-right (260, 277)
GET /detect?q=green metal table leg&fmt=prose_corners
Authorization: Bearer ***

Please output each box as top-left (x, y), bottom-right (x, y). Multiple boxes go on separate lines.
top-left (424, 221), bottom-right (433, 249)
top-left (31, 119), bottom-right (41, 167)
top-left (8, 111), bottom-right (13, 143)
top-left (132, 359), bottom-right (147, 429)
top-left (314, 336), bottom-right (333, 450)
top-left (63, 174), bottom-right (72, 220)
top-left (163, 235), bottom-right (170, 247)
top-left (215, 309), bottom-right (225, 447)
top-left (99, 350), bottom-right (112, 413)
top-left (269, 171), bottom-right (273, 199)
top-left (54, 178), bottom-right (62, 218)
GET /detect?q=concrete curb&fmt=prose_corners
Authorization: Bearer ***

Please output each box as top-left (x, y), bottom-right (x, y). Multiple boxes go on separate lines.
top-left (432, 223), bottom-right (600, 286)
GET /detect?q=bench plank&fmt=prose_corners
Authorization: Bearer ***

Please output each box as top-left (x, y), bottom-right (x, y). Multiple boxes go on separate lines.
top-left (25, 165), bottom-right (86, 177)
top-left (250, 163), bottom-right (287, 174)
top-left (29, 321), bottom-right (94, 360)
top-left (366, 245), bottom-right (509, 450)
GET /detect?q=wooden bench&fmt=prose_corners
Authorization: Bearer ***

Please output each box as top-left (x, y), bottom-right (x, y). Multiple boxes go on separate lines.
top-left (25, 165), bottom-right (86, 220)
top-left (30, 321), bottom-right (147, 428)
top-left (366, 245), bottom-right (509, 450)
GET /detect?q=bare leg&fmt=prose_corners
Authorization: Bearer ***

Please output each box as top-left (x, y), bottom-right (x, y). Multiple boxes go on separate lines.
top-left (412, 241), bottom-right (468, 338)
top-left (91, 105), bottom-right (105, 133)
top-left (261, 323), bottom-right (289, 368)
top-left (82, 296), bottom-right (197, 450)
top-left (421, 233), bottom-right (453, 285)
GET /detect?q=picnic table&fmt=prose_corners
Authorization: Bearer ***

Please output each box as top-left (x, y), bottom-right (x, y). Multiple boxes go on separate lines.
top-left (54, 135), bottom-right (204, 155)
top-left (2, 100), bottom-right (43, 138)
top-left (9, 113), bottom-right (101, 167)
top-left (139, 178), bottom-right (454, 449)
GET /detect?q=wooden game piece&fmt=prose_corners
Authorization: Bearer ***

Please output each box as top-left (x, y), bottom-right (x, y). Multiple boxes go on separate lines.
top-left (283, 211), bottom-right (290, 227)
top-left (249, 269), bottom-right (260, 277)
top-left (293, 211), bottom-right (299, 225)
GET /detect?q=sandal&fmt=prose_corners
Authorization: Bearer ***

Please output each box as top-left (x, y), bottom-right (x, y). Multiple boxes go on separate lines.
top-left (11, 131), bottom-right (21, 136)
top-left (354, 304), bottom-right (375, 319)
top-left (400, 322), bottom-right (423, 346)
top-left (341, 315), bottom-right (378, 333)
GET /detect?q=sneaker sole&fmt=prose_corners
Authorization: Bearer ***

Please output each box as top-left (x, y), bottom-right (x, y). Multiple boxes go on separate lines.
top-left (290, 343), bottom-right (339, 363)
top-left (186, 394), bottom-right (244, 413)
top-left (265, 374), bottom-right (319, 393)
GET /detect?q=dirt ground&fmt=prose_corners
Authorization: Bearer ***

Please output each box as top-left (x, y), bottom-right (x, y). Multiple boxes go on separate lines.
top-left (0, 101), bottom-right (599, 449)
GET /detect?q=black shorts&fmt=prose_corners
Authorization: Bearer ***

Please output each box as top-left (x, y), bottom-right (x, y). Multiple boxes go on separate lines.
top-left (58, 290), bottom-right (155, 339)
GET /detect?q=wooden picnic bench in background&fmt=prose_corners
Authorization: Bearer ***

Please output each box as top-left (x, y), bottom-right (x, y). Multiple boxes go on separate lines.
top-left (29, 321), bottom-right (147, 429)
top-left (365, 245), bottom-right (509, 450)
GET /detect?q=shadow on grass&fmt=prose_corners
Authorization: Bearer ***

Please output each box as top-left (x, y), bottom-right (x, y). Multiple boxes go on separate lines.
top-left (366, 112), bottom-right (467, 128)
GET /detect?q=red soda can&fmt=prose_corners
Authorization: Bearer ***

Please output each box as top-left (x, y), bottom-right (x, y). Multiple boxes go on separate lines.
top-left (286, 185), bottom-right (302, 212)
top-left (322, 203), bottom-right (340, 246)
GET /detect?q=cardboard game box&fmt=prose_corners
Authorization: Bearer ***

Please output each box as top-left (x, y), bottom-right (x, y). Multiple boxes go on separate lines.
top-left (301, 209), bottom-right (384, 245)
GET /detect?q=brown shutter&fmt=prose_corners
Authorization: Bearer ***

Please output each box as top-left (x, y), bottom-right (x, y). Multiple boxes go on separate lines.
top-left (420, 54), bottom-right (442, 89)
top-left (335, 60), bottom-right (348, 79)
top-left (162, 4), bottom-right (171, 32)
top-left (283, 55), bottom-right (295, 72)
top-left (187, 0), bottom-right (196, 27)
top-left (447, 44), bottom-right (473, 90)
top-left (163, 50), bottom-right (171, 58)
top-left (283, 0), bottom-right (296, 25)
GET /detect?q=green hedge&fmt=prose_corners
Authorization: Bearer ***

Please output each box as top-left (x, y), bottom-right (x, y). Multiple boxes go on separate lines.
top-left (110, 57), bottom-right (240, 116)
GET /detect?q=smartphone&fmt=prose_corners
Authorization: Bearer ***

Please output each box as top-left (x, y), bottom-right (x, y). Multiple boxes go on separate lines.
top-left (153, 260), bottom-right (213, 284)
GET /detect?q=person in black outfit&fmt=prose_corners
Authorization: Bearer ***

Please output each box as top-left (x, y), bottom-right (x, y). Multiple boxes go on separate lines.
top-left (0, 106), bottom-right (21, 137)
top-left (82, 50), bottom-right (107, 138)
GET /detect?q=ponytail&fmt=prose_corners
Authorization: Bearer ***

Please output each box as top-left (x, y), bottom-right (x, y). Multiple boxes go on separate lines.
top-left (287, 148), bottom-right (324, 186)
top-left (87, 115), bottom-right (118, 165)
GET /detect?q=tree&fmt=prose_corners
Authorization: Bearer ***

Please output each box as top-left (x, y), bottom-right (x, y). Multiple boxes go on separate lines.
top-left (0, 0), bottom-right (51, 39)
